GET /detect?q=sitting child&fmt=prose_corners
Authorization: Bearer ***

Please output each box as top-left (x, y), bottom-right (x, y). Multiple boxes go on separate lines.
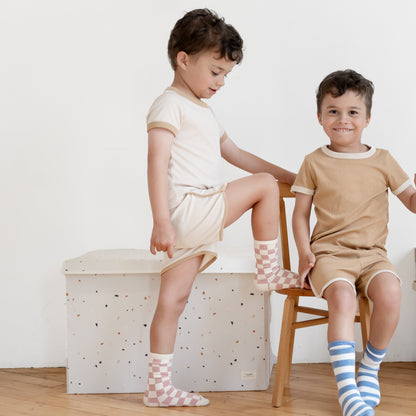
top-left (292, 69), bottom-right (416, 416)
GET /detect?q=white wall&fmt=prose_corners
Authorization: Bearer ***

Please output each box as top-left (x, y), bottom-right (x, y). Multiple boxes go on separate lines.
top-left (1, 0), bottom-right (415, 367)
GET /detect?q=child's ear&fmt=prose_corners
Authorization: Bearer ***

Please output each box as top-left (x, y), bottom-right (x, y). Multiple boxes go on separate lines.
top-left (365, 114), bottom-right (371, 127)
top-left (176, 51), bottom-right (189, 70)
top-left (317, 112), bottom-right (323, 125)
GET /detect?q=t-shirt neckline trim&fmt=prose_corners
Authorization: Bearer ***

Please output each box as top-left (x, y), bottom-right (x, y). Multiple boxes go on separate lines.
top-left (320, 145), bottom-right (376, 159)
top-left (166, 87), bottom-right (209, 108)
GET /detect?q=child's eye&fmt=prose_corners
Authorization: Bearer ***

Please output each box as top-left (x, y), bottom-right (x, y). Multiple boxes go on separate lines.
top-left (349, 110), bottom-right (358, 115)
top-left (329, 110), bottom-right (338, 115)
top-left (212, 71), bottom-right (219, 76)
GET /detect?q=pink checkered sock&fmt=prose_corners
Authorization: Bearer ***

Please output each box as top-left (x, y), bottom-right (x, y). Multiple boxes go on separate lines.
top-left (254, 239), bottom-right (300, 291)
top-left (143, 353), bottom-right (209, 407)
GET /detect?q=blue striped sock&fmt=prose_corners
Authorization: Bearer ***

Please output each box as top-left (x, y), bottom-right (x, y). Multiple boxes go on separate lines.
top-left (328, 341), bottom-right (374, 416)
top-left (357, 342), bottom-right (386, 408)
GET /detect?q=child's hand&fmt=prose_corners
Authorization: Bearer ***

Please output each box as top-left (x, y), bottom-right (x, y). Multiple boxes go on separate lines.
top-left (298, 252), bottom-right (316, 289)
top-left (150, 220), bottom-right (176, 259)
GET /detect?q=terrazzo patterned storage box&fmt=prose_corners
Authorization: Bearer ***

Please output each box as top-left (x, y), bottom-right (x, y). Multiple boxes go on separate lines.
top-left (63, 249), bottom-right (273, 394)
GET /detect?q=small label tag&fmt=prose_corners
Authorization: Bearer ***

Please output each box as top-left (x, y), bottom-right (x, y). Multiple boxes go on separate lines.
top-left (241, 370), bottom-right (256, 380)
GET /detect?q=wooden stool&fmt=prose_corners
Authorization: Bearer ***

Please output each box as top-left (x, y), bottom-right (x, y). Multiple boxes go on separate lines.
top-left (271, 182), bottom-right (371, 407)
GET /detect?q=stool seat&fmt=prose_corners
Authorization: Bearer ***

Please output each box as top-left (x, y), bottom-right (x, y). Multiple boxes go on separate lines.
top-left (275, 288), bottom-right (315, 296)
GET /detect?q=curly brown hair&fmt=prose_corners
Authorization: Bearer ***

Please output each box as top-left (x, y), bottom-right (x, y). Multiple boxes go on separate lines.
top-left (167, 9), bottom-right (243, 70)
top-left (316, 69), bottom-right (374, 115)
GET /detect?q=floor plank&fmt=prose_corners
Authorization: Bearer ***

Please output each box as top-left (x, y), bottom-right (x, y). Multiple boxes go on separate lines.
top-left (0, 363), bottom-right (414, 415)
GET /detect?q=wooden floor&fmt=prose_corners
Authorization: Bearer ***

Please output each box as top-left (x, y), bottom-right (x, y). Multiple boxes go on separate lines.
top-left (0, 363), bottom-right (415, 416)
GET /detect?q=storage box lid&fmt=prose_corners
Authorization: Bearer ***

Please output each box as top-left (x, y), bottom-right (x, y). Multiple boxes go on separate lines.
top-left (62, 248), bottom-right (255, 276)
top-left (62, 249), bottom-right (163, 275)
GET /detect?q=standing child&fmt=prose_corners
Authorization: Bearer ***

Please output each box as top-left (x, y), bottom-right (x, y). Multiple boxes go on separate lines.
top-left (145, 9), bottom-right (299, 407)
top-left (292, 69), bottom-right (416, 416)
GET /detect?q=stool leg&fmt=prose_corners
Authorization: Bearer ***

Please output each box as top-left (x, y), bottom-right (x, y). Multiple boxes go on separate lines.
top-left (285, 296), bottom-right (299, 384)
top-left (359, 296), bottom-right (370, 347)
top-left (272, 295), bottom-right (296, 407)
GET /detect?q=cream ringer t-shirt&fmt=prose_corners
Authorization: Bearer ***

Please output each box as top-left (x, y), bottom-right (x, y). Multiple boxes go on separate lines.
top-left (147, 87), bottom-right (229, 211)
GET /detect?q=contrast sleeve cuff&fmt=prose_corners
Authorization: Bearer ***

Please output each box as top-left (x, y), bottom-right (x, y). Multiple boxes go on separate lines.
top-left (290, 185), bottom-right (315, 195)
top-left (220, 132), bottom-right (229, 144)
top-left (147, 121), bottom-right (178, 137)
top-left (392, 178), bottom-right (412, 195)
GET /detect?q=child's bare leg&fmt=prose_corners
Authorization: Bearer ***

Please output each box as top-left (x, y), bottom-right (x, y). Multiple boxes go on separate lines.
top-left (224, 172), bottom-right (279, 239)
top-left (324, 280), bottom-right (357, 343)
top-left (144, 256), bottom-right (209, 407)
top-left (150, 256), bottom-right (202, 353)
top-left (357, 272), bottom-right (401, 408)
top-left (225, 173), bottom-right (299, 291)
top-left (366, 272), bottom-right (401, 349)
top-left (324, 281), bottom-right (374, 416)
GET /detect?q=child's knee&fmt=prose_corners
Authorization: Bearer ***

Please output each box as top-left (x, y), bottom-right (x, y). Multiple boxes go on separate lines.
top-left (254, 172), bottom-right (278, 194)
top-left (325, 281), bottom-right (356, 312)
top-left (158, 293), bottom-right (190, 318)
top-left (373, 285), bottom-right (401, 312)
top-left (368, 272), bottom-right (401, 308)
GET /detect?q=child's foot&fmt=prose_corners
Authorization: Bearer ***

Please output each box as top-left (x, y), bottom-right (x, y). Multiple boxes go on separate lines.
top-left (357, 342), bottom-right (386, 407)
top-left (254, 239), bottom-right (300, 291)
top-left (144, 385), bottom-right (209, 407)
top-left (329, 341), bottom-right (374, 416)
top-left (143, 353), bottom-right (209, 407)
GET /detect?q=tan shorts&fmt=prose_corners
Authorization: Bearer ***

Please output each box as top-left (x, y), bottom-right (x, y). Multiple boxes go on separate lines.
top-left (309, 248), bottom-right (401, 298)
top-left (161, 184), bottom-right (228, 275)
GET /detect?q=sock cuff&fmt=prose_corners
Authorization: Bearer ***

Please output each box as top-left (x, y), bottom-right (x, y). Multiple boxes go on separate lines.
top-left (328, 340), bottom-right (355, 352)
top-left (366, 342), bottom-right (387, 356)
top-left (254, 238), bottom-right (278, 247)
top-left (149, 352), bottom-right (174, 362)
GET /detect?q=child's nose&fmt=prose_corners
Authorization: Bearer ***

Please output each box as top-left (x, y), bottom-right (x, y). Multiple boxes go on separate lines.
top-left (217, 76), bottom-right (225, 87)
top-left (340, 112), bottom-right (349, 122)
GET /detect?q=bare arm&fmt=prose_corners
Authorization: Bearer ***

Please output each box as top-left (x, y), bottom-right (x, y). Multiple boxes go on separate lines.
top-left (147, 128), bottom-right (176, 258)
top-left (220, 137), bottom-right (296, 185)
top-left (292, 192), bottom-right (315, 288)
top-left (397, 174), bottom-right (416, 213)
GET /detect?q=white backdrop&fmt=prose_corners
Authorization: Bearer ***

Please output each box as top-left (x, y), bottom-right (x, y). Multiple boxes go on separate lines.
top-left (1, 0), bottom-right (415, 367)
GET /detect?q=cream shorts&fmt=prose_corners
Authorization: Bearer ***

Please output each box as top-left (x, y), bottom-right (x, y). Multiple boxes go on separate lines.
top-left (161, 184), bottom-right (228, 275)
top-left (309, 248), bottom-right (401, 298)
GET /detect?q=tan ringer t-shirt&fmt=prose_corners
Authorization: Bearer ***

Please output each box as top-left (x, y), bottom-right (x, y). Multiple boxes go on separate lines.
top-left (292, 146), bottom-right (411, 254)
top-left (147, 87), bottom-right (228, 210)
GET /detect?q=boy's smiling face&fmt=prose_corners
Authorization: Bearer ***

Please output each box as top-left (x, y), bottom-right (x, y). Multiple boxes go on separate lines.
top-left (318, 90), bottom-right (371, 153)
top-left (174, 49), bottom-right (236, 100)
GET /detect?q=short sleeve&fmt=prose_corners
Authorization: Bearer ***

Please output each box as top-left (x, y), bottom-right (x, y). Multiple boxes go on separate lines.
top-left (384, 151), bottom-right (411, 195)
top-left (291, 157), bottom-right (315, 195)
top-left (146, 94), bottom-right (181, 137)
